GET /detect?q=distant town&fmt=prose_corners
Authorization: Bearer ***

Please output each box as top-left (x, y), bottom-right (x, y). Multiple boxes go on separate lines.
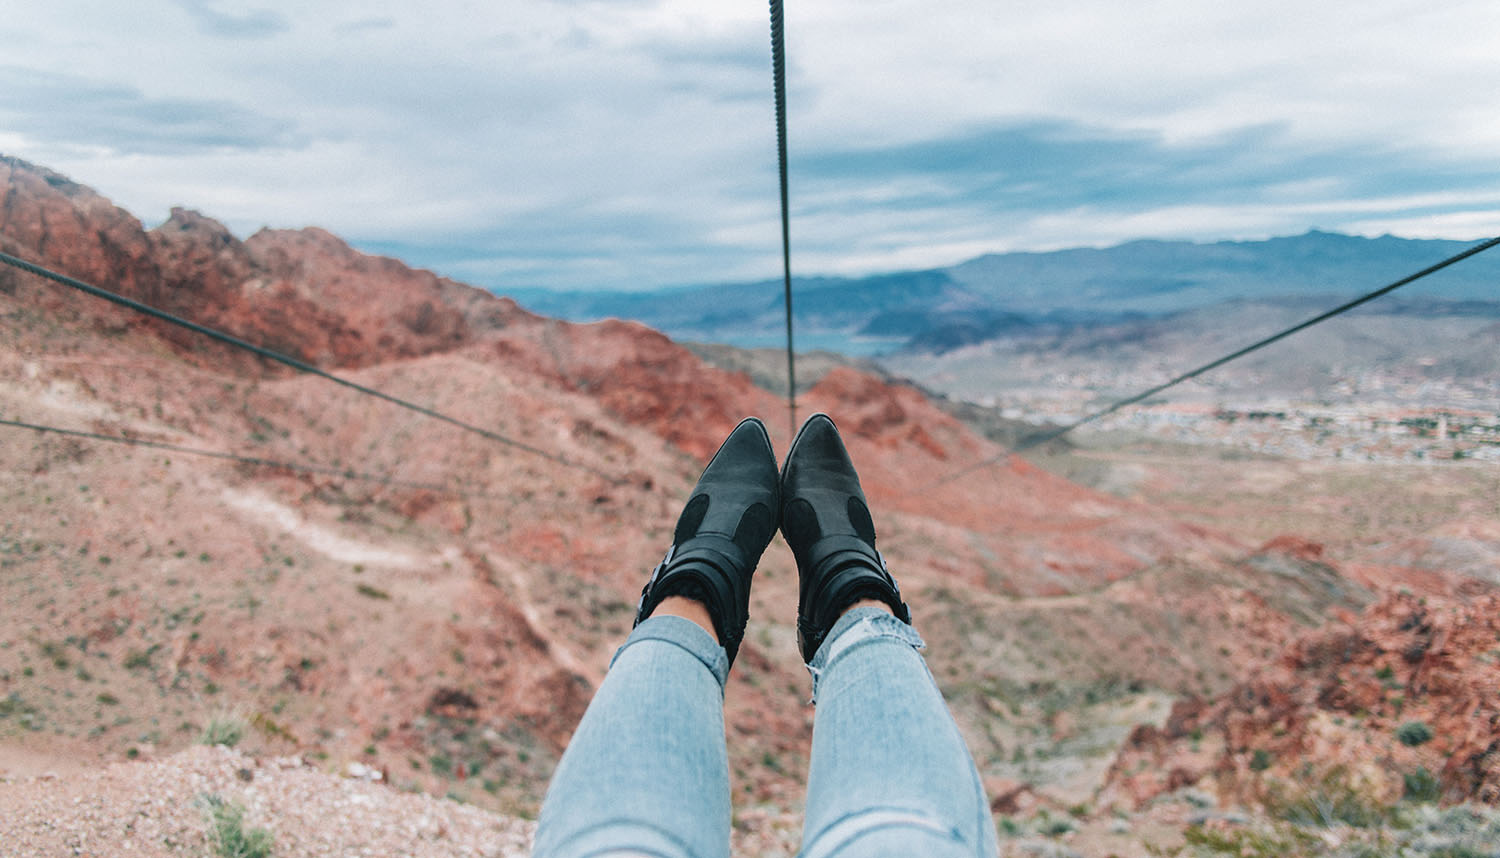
top-left (994, 369), bottom-right (1500, 462)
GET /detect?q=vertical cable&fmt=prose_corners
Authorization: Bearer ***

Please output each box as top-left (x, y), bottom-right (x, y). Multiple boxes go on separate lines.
top-left (770, 0), bottom-right (797, 437)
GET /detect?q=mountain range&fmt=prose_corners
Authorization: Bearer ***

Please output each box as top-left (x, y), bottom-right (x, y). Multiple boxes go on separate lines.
top-left (510, 231), bottom-right (1500, 356)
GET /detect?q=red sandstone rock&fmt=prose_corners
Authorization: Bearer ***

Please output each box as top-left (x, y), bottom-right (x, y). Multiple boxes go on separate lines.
top-left (1102, 591), bottom-right (1500, 810)
top-left (1, 156), bottom-right (533, 373)
top-left (985, 776), bottom-right (1038, 815)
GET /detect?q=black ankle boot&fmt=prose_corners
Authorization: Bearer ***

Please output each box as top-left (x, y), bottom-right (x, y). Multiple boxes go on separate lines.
top-left (780, 413), bottom-right (912, 663)
top-left (634, 417), bottom-right (780, 666)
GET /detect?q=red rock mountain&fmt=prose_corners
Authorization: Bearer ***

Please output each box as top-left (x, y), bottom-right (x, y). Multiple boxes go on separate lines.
top-left (2, 157), bottom-right (510, 371)
top-left (3, 153), bottom-right (1485, 821)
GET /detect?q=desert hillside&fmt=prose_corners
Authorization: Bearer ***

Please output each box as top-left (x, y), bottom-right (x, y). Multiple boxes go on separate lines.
top-left (3, 155), bottom-right (1497, 856)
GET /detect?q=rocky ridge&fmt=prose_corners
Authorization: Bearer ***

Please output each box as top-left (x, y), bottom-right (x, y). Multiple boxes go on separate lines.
top-left (1103, 588), bottom-right (1500, 811)
top-left (1, 156), bottom-right (523, 372)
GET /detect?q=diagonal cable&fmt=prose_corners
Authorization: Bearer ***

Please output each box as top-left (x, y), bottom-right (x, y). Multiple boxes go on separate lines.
top-left (917, 234), bottom-right (1500, 493)
top-left (0, 417), bottom-right (472, 495)
top-left (0, 250), bottom-right (617, 482)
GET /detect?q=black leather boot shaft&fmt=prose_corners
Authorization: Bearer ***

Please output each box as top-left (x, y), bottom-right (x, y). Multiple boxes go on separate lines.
top-left (634, 417), bottom-right (779, 666)
top-left (780, 413), bottom-right (911, 663)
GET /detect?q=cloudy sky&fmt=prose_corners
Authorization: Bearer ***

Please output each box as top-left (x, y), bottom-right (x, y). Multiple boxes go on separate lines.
top-left (3, 1), bottom-right (1498, 291)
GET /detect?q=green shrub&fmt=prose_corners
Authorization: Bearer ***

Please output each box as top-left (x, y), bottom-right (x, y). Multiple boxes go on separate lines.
top-left (1037, 814), bottom-right (1074, 836)
top-left (124, 647), bottom-right (157, 670)
top-left (40, 641), bottom-right (70, 669)
top-left (355, 583), bottom-right (390, 600)
top-left (200, 714), bottom-right (247, 747)
top-left (200, 794), bottom-right (272, 858)
top-left (1396, 721), bottom-right (1434, 747)
top-left (1250, 749), bottom-right (1273, 771)
top-left (1183, 824), bottom-right (1307, 857)
top-left (0, 692), bottom-right (30, 717)
top-left (1430, 848), bottom-right (1488, 858)
top-left (1403, 767), bottom-right (1441, 803)
top-left (1265, 769), bottom-right (1388, 828)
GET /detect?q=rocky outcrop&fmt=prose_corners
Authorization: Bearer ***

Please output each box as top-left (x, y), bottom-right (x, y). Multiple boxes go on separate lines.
top-left (0, 156), bottom-right (161, 325)
top-left (242, 226), bottom-right (485, 363)
top-left (1102, 590), bottom-right (1500, 809)
top-left (0, 155), bottom-right (528, 371)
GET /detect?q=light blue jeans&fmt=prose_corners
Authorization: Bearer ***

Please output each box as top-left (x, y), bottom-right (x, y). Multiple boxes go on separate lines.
top-left (532, 607), bottom-right (998, 858)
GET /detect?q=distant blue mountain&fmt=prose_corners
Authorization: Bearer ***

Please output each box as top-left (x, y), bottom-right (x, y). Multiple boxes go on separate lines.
top-left (508, 232), bottom-right (1500, 354)
top-left (946, 231), bottom-right (1499, 313)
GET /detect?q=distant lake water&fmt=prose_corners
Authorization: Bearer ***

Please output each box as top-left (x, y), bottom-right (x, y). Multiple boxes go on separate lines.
top-left (672, 329), bottom-right (905, 357)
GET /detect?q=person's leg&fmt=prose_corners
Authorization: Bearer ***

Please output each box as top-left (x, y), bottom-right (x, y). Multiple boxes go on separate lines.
top-left (532, 606), bottom-right (731, 858)
top-left (798, 603), bottom-right (998, 858)
top-left (777, 414), bottom-right (996, 858)
top-left (534, 417), bottom-right (781, 858)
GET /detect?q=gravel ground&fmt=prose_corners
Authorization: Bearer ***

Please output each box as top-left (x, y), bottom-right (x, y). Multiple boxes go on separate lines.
top-left (0, 745), bottom-right (534, 857)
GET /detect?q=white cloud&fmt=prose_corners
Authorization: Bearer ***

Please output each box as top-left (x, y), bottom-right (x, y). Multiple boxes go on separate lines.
top-left (175, 0), bottom-right (289, 39)
top-left (1, 0), bottom-right (1497, 289)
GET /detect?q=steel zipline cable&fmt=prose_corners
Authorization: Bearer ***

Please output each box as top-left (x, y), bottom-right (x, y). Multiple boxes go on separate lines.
top-left (0, 250), bottom-right (619, 483)
top-left (917, 234), bottom-right (1500, 493)
top-left (769, 0), bottom-right (797, 438)
top-left (0, 417), bottom-right (471, 496)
